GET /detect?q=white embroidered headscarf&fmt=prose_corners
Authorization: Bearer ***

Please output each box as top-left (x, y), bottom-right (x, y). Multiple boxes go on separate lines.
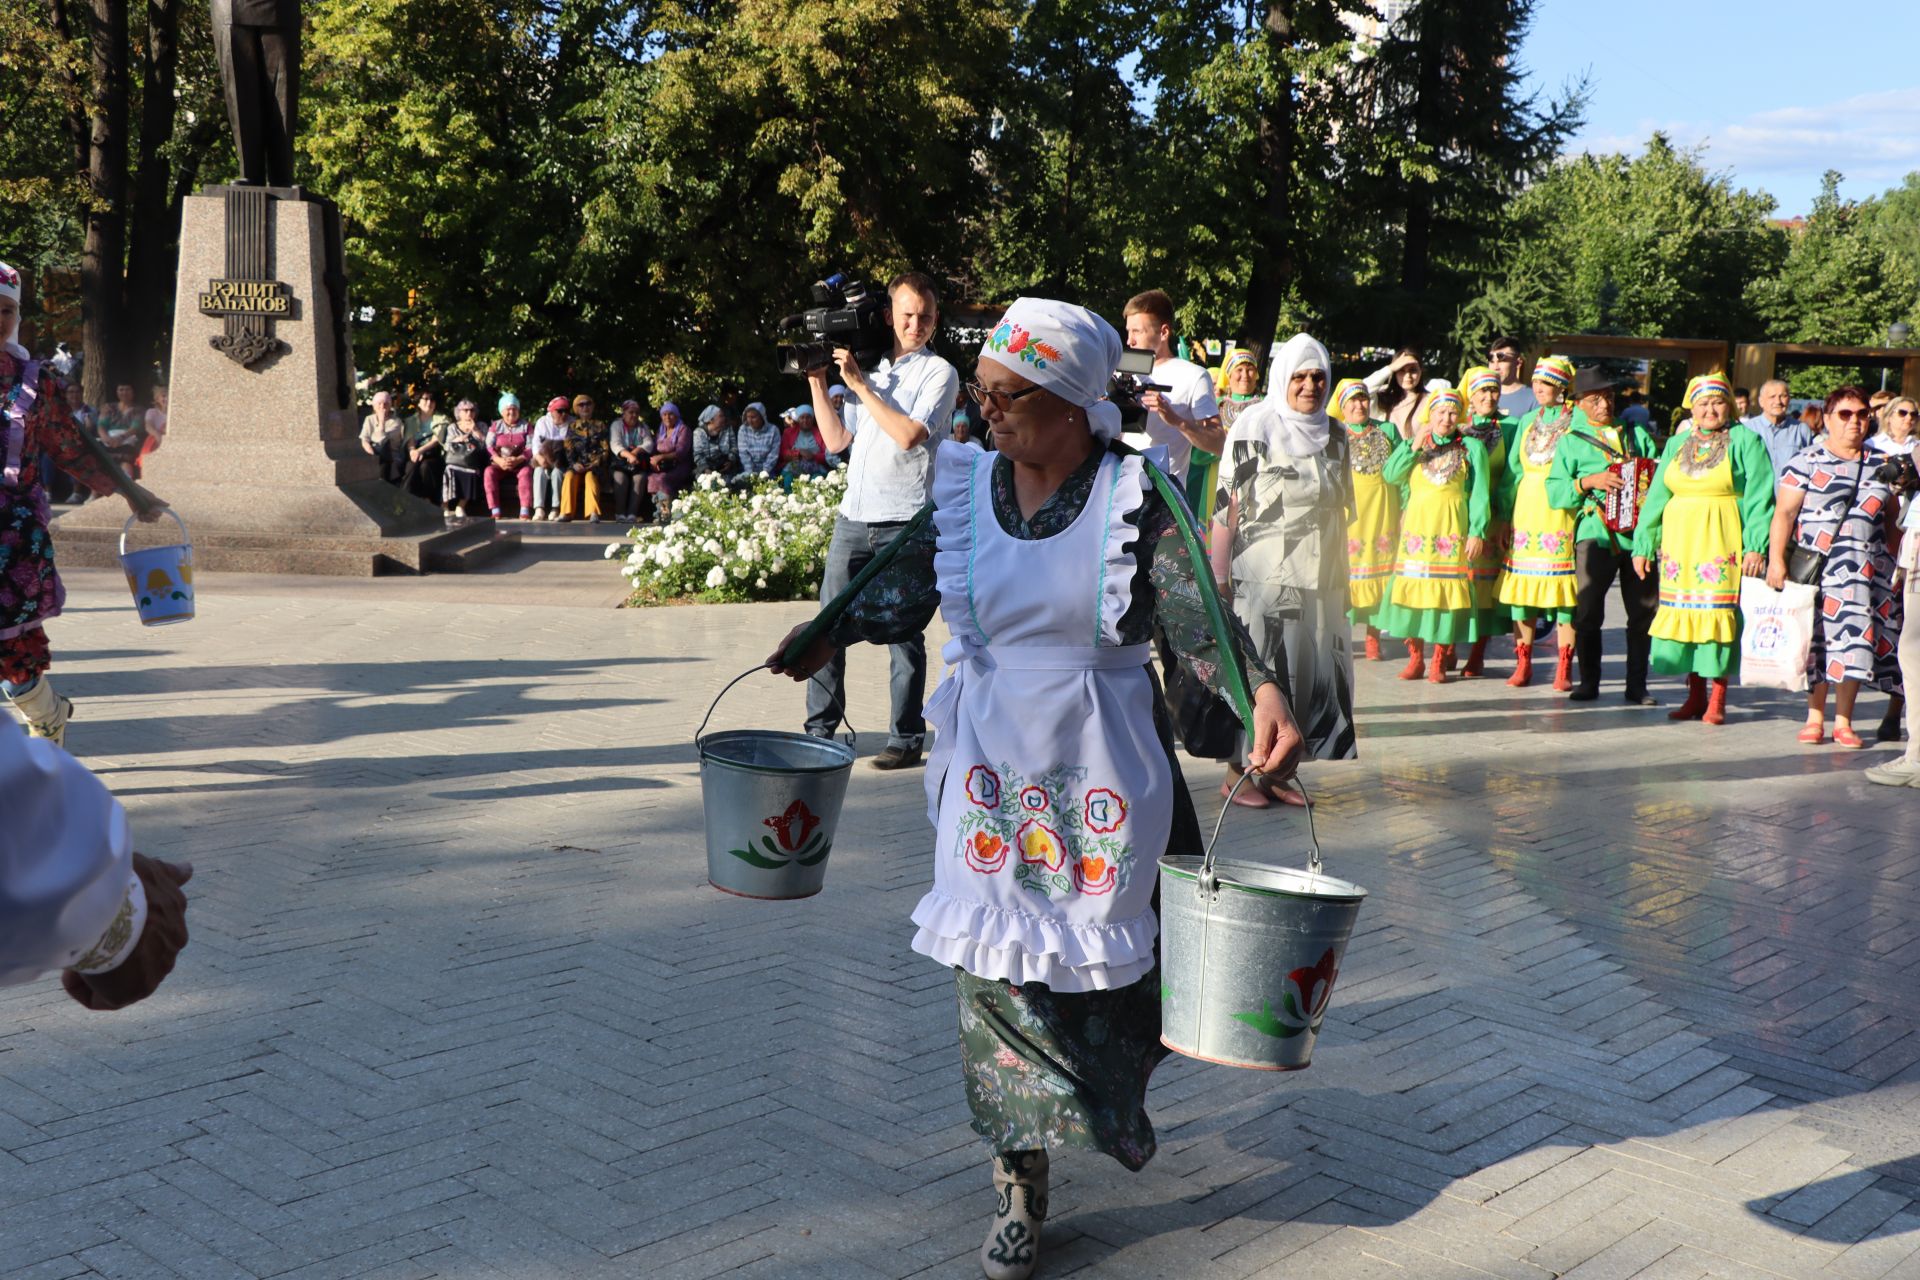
top-left (1232, 332), bottom-right (1333, 457)
top-left (0, 262), bottom-right (27, 362)
top-left (977, 297), bottom-right (1124, 443)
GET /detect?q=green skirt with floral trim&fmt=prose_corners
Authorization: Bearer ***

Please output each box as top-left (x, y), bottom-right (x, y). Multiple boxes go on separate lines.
top-left (950, 702), bottom-right (1201, 1171)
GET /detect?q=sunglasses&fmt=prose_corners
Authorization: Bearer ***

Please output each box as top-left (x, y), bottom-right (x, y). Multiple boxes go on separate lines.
top-left (1830, 408), bottom-right (1871, 423)
top-left (966, 380), bottom-right (1044, 414)
top-left (1894, 407), bottom-right (1916, 418)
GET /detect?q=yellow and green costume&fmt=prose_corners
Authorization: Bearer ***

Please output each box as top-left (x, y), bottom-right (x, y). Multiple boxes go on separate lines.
top-left (1496, 402), bottom-right (1585, 623)
top-left (1630, 424), bottom-right (1776, 679)
top-left (1373, 431), bottom-right (1491, 645)
top-left (1343, 410), bottom-right (1403, 624)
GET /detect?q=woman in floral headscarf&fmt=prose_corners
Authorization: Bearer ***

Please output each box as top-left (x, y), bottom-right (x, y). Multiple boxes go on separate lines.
top-left (1496, 354), bottom-right (1584, 689)
top-left (1335, 376), bottom-right (1401, 661)
top-left (770, 298), bottom-right (1303, 1280)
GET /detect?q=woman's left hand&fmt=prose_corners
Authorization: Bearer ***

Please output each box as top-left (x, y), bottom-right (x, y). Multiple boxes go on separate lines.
top-left (1464, 537), bottom-right (1485, 562)
top-left (1741, 551), bottom-right (1767, 578)
top-left (1247, 682), bottom-right (1305, 780)
top-left (130, 489), bottom-right (168, 522)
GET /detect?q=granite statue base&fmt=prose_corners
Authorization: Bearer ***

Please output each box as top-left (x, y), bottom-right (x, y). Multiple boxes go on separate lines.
top-left (53, 187), bottom-right (518, 575)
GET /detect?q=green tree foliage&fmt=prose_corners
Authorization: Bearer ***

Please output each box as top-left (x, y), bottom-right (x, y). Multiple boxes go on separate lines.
top-left (1468, 134), bottom-right (1781, 355)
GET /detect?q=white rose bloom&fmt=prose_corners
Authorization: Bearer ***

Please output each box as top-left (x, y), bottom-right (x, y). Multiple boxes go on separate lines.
top-left (705, 565), bottom-right (727, 589)
top-left (755, 577), bottom-right (767, 588)
top-left (703, 538), bottom-right (723, 555)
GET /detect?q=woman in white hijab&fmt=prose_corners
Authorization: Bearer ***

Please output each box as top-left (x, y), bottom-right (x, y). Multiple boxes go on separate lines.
top-left (770, 298), bottom-right (1304, 1280)
top-left (1209, 333), bottom-right (1358, 808)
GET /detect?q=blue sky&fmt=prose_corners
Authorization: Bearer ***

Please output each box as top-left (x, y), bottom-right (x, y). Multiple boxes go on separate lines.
top-left (1517, 0), bottom-right (1920, 216)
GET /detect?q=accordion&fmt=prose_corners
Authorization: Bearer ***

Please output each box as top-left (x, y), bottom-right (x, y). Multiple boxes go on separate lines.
top-left (1602, 457), bottom-right (1657, 533)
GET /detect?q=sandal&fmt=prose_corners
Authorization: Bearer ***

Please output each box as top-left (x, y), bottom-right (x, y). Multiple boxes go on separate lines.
top-left (1834, 725), bottom-right (1865, 750)
top-left (1256, 782), bottom-right (1309, 808)
top-left (1797, 723), bottom-right (1827, 745)
top-left (1222, 779), bottom-right (1272, 809)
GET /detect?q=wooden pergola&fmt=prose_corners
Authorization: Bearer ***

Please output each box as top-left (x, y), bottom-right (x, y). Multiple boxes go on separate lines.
top-left (1531, 335), bottom-right (1730, 382)
top-left (1733, 343), bottom-right (1919, 394)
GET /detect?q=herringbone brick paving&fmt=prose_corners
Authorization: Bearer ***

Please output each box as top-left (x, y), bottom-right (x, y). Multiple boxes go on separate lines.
top-left (4, 570), bottom-right (1919, 1279)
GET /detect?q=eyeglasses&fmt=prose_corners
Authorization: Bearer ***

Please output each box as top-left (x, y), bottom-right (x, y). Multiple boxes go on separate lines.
top-left (1895, 407), bottom-right (1916, 418)
top-left (1831, 408), bottom-right (1871, 423)
top-left (966, 380), bottom-right (1044, 414)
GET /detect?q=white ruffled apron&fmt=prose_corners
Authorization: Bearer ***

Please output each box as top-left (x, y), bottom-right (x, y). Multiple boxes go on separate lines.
top-left (911, 441), bottom-right (1172, 993)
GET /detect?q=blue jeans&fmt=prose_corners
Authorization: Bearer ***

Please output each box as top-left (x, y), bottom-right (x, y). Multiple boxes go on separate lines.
top-left (532, 465), bottom-right (564, 510)
top-left (805, 515), bottom-right (927, 750)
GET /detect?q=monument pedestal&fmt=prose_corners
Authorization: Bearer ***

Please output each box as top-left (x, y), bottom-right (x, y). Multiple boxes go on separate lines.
top-left (54, 188), bottom-right (516, 575)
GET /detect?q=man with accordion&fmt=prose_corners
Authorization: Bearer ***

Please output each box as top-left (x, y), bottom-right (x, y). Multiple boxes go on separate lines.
top-left (1547, 368), bottom-right (1662, 705)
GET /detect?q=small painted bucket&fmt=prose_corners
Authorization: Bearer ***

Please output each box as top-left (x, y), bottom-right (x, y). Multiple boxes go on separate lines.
top-left (119, 510), bottom-right (195, 627)
top-left (697, 667), bottom-right (856, 900)
top-left (1158, 777), bottom-right (1366, 1071)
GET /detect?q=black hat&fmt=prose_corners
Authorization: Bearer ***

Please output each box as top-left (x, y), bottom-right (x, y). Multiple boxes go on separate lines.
top-left (1571, 367), bottom-right (1623, 398)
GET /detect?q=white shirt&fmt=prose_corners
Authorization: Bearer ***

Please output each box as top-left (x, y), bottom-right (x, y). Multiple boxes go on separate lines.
top-left (838, 346), bottom-right (960, 523)
top-left (1132, 357), bottom-right (1219, 481)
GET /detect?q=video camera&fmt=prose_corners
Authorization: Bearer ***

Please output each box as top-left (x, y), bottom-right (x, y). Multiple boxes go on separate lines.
top-left (776, 272), bottom-right (891, 376)
top-left (1874, 449), bottom-right (1919, 493)
top-left (1107, 347), bottom-right (1170, 430)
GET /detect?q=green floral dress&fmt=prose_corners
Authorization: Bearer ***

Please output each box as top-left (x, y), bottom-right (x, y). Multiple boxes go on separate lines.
top-left (830, 443), bottom-right (1275, 1170)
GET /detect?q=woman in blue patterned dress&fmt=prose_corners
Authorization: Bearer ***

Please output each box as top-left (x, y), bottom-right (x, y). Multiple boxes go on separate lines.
top-left (1767, 386), bottom-right (1904, 749)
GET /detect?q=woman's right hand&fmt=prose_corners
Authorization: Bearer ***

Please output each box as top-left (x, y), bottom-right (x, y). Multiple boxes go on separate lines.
top-left (766, 623), bottom-right (836, 681)
top-left (1766, 559), bottom-right (1787, 591)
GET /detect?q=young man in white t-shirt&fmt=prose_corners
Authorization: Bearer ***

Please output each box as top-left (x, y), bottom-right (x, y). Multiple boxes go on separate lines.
top-left (1120, 289), bottom-right (1223, 482)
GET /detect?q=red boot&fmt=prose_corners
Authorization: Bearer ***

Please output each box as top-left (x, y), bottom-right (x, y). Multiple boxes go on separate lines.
top-left (1398, 639), bottom-right (1425, 680)
top-left (1429, 645), bottom-right (1453, 684)
top-left (1506, 646), bottom-right (1534, 688)
top-left (1460, 637), bottom-right (1489, 678)
top-left (1668, 674), bottom-right (1708, 722)
top-left (1552, 644), bottom-right (1575, 692)
top-left (1702, 677), bottom-right (1729, 725)
top-left (1364, 632), bottom-right (1382, 662)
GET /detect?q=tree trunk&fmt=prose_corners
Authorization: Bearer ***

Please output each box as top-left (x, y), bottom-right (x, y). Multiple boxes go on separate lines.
top-left (48, 0), bottom-right (91, 187)
top-left (81, 0), bottom-right (130, 405)
top-left (124, 0), bottom-right (183, 392)
top-left (1396, 3), bottom-right (1447, 297)
top-left (1238, 0), bottom-right (1295, 357)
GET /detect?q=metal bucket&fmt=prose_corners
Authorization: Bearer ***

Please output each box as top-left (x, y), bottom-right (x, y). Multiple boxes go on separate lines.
top-left (697, 668), bottom-right (856, 900)
top-left (1158, 777), bottom-right (1366, 1070)
top-left (119, 511), bottom-right (195, 626)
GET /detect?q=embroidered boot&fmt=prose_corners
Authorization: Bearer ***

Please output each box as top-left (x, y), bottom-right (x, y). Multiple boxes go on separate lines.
top-left (1364, 631), bottom-right (1382, 662)
top-left (1428, 644), bottom-right (1452, 684)
top-left (1397, 639), bottom-right (1425, 681)
top-left (1460, 636), bottom-right (1489, 677)
top-left (981, 1150), bottom-right (1048, 1280)
top-left (1506, 645), bottom-right (1534, 688)
top-left (1668, 674), bottom-right (1708, 722)
top-left (1702, 677), bottom-right (1729, 726)
top-left (1552, 643), bottom-right (1575, 692)
top-left (7, 677), bottom-right (72, 750)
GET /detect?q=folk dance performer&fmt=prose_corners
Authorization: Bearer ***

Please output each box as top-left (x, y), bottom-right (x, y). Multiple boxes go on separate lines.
top-left (0, 262), bottom-right (164, 747)
top-left (1496, 355), bottom-right (1583, 690)
top-left (1336, 377), bottom-right (1403, 662)
top-left (1372, 389), bottom-right (1492, 683)
top-left (1547, 368), bottom-right (1662, 704)
top-left (770, 298), bottom-right (1304, 1280)
top-left (1631, 375), bottom-right (1776, 724)
top-left (1459, 366), bottom-right (1514, 677)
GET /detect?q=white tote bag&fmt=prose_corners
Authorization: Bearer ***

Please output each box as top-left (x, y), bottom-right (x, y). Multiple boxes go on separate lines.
top-left (1739, 578), bottom-right (1816, 692)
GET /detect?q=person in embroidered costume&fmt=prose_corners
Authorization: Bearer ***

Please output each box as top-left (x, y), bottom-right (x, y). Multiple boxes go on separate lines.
top-left (1496, 354), bottom-right (1584, 689)
top-left (1335, 376), bottom-right (1402, 662)
top-left (1, 730), bottom-right (193, 1008)
top-left (770, 298), bottom-right (1303, 1280)
top-left (1548, 367), bottom-right (1663, 705)
top-left (1372, 389), bottom-right (1491, 683)
top-left (1630, 373), bottom-right (1775, 724)
top-left (1459, 366), bottom-right (1514, 676)
top-left (0, 261), bottom-right (164, 747)
top-left (1210, 334), bottom-right (1356, 811)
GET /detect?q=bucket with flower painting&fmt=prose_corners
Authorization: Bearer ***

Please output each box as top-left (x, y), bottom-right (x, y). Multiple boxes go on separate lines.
top-left (1158, 777), bottom-right (1366, 1071)
top-left (696, 666), bottom-right (855, 899)
top-left (118, 510), bottom-right (195, 626)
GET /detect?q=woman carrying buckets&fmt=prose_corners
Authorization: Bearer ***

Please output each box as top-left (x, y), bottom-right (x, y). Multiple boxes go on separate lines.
top-left (770, 298), bottom-right (1305, 1280)
top-left (0, 261), bottom-right (166, 749)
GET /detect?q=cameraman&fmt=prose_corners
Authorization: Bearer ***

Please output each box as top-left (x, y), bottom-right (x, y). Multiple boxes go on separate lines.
top-left (1121, 289), bottom-right (1224, 482)
top-left (805, 271), bottom-right (961, 770)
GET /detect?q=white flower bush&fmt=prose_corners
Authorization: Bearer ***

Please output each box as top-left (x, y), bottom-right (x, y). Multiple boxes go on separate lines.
top-left (607, 470), bottom-right (846, 604)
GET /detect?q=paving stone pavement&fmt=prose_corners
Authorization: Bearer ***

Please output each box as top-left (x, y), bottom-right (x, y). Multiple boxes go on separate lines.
top-left (4, 567), bottom-right (1920, 1280)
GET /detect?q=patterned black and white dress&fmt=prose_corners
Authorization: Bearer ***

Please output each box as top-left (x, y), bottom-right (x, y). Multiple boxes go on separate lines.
top-left (1780, 444), bottom-right (1903, 690)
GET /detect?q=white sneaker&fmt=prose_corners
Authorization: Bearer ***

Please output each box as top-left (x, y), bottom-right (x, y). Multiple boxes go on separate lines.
top-left (1864, 757), bottom-right (1920, 787)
